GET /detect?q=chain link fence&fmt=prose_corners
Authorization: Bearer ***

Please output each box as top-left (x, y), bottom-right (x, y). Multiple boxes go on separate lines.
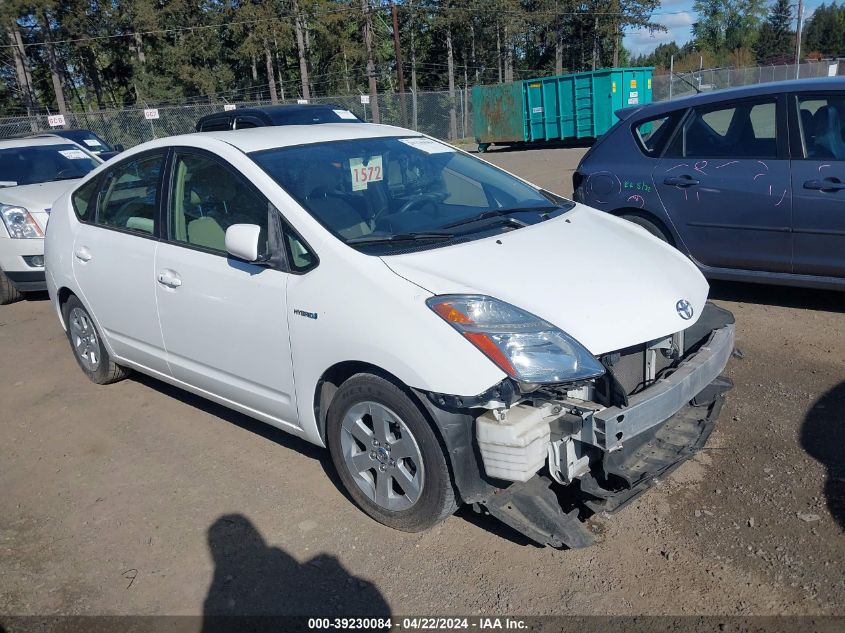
top-left (0, 60), bottom-right (840, 149)
top-left (0, 90), bottom-right (472, 150)
top-left (652, 60), bottom-right (842, 101)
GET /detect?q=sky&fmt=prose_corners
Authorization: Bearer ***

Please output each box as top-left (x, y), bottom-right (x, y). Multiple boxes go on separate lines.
top-left (623, 0), bottom-right (827, 57)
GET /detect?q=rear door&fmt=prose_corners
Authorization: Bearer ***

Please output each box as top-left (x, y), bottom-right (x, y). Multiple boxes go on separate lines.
top-left (71, 150), bottom-right (170, 374)
top-left (654, 94), bottom-right (792, 272)
top-left (789, 91), bottom-right (845, 277)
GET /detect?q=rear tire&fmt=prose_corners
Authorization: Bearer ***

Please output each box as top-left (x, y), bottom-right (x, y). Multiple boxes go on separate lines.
top-left (62, 295), bottom-right (130, 385)
top-left (0, 270), bottom-right (23, 305)
top-left (326, 373), bottom-right (458, 532)
top-left (621, 214), bottom-right (671, 244)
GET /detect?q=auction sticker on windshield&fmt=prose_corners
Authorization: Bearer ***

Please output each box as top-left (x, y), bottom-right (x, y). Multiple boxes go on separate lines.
top-left (350, 156), bottom-right (383, 191)
top-left (398, 137), bottom-right (455, 154)
top-left (58, 149), bottom-right (89, 160)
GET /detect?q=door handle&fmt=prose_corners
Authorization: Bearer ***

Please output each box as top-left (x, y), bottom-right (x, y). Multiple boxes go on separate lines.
top-left (157, 271), bottom-right (182, 288)
top-left (803, 178), bottom-right (845, 192)
top-left (664, 175), bottom-right (700, 187)
top-left (74, 247), bottom-right (92, 262)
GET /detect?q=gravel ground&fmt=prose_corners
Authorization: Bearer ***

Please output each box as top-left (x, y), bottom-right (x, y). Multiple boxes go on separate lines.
top-left (0, 146), bottom-right (842, 619)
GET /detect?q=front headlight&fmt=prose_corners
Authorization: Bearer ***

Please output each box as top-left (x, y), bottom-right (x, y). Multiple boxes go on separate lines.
top-left (427, 294), bottom-right (605, 384)
top-left (1, 204), bottom-right (43, 239)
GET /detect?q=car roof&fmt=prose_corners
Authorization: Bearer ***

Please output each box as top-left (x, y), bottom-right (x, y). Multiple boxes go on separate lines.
top-left (137, 122), bottom-right (421, 154)
top-left (626, 76), bottom-right (845, 118)
top-left (0, 135), bottom-right (84, 149)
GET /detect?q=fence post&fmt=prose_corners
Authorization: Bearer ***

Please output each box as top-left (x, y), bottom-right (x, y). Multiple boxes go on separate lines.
top-left (411, 89), bottom-right (418, 131)
top-left (461, 86), bottom-right (466, 140)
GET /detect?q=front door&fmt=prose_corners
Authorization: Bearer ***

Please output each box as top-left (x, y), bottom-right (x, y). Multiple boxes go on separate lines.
top-left (654, 95), bottom-right (792, 272)
top-left (153, 149), bottom-right (299, 428)
top-left (790, 91), bottom-right (845, 277)
top-left (72, 150), bottom-right (170, 375)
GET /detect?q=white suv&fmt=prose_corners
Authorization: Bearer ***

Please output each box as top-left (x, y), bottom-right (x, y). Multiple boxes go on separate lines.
top-left (0, 136), bottom-right (101, 304)
top-left (45, 124), bottom-right (734, 547)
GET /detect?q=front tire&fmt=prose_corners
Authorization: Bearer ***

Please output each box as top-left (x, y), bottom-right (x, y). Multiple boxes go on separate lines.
top-left (326, 374), bottom-right (458, 532)
top-left (62, 295), bottom-right (130, 385)
top-left (0, 270), bottom-right (23, 305)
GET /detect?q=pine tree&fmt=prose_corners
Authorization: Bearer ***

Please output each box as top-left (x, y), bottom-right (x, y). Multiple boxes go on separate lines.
top-left (753, 0), bottom-right (794, 64)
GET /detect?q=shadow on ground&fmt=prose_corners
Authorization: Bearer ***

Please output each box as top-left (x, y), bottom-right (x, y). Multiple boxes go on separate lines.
top-left (708, 280), bottom-right (845, 313)
top-left (201, 514), bottom-right (390, 630)
top-left (801, 382), bottom-right (845, 530)
top-left (20, 290), bottom-right (49, 302)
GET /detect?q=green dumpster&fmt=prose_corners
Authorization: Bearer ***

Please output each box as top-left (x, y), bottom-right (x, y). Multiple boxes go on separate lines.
top-left (472, 67), bottom-right (654, 152)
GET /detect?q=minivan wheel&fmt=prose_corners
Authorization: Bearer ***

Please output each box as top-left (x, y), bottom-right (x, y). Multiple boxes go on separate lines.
top-left (0, 270), bottom-right (23, 305)
top-left (621, 214), bottom-right (670, 244)
top-left (326, 374), bottom-right (458, 532)
top-left (62, 295), bottom-right (130, 385)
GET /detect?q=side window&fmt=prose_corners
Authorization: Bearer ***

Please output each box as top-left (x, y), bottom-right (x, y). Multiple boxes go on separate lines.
top-left (235, 118), bottom-right (259, 129)
top-left (72, 177), bottom-right (100, 222)
top-left (169, 152), bottom-right (269, 256)
top-left (634, 112), bottom-right (682, 156)
top-left (797, 94), bottom-right (845, 160)
top-left (282, 220), bottom-right (317, 273)
top-left (680, 98), bottom-right (778, 159)
top-left (96, 152), bottom-right (164, 234)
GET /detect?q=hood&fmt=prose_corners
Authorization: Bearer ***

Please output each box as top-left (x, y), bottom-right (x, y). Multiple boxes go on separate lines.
top-left (0, 180), bottom-right (80, 232)
top-left (0, 180), bottom-right (79, 213)
top-left (382, 205), bottom-right (709, 355)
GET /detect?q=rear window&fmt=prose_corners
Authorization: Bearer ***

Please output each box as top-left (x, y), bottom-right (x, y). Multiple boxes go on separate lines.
top-left (633, 113), bottom-right (682, 156)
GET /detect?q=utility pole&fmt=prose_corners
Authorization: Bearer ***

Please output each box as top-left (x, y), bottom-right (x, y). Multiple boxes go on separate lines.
top-left (795, 0), bottom-right (804, 78)
top-left (293, 0), bottom-right (310, 100)
top-left (361, 0), bottom-right (379, 123)
top-left (391, 2), bottom-right (407, 126)
top-left (409, 0), bottom-right (417, 96)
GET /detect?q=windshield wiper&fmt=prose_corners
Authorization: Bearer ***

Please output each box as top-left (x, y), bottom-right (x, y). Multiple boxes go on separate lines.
top-left (346, 231), bottom-right (455, 245)
top-left (442, 205), bottom-right (562, 230)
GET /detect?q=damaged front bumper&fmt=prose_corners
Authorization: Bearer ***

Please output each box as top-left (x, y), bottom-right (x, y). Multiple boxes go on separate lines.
top-left (416, 305), bottom-right (736, 549)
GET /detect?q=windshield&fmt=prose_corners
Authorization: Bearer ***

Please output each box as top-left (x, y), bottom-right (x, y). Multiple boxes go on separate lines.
top-left (251, 136), bottom-right (564, 251)
top-left (0, 144), bottom-right (100, 186)
top-left (59, 130), bottom-right (113, 153)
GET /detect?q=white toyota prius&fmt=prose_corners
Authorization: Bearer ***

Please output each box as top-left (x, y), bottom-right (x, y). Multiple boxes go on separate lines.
top-left (45, 124), bottom-right (735, 547)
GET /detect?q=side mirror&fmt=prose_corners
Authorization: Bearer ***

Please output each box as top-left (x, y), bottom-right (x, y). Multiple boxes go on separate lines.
top-left (225, 224), bottom-right (262, 262)
top-left (113, 143), bottom-right (125, 153)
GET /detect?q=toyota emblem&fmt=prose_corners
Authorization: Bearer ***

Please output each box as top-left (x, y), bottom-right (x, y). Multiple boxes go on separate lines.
top-left (676, 299), bottom-right (694, 320)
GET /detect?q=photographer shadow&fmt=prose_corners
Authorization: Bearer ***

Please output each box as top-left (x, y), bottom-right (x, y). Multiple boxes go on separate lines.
top-left (202, 514), bottom-right (390, 632)
top-left (800, 382), bottom-right (845, 530)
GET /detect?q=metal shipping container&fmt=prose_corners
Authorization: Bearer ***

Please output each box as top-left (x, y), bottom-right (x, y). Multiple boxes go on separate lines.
top-left (472, 67), bottom-right (654, 152)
